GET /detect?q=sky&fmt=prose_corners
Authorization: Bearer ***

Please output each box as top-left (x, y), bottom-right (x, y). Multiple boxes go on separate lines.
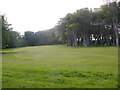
top-left (0, 0), bottom-right (103, 35)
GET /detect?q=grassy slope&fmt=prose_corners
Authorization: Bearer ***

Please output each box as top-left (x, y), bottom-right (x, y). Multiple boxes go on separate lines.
top-left (2, 45), bottom-right (118, 88)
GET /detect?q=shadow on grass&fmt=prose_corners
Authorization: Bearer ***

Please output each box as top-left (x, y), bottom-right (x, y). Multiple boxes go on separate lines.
top-left (0, 51), bottom-right (18, 54)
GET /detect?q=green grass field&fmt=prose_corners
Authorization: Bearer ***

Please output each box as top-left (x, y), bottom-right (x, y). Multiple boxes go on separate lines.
top-left (2, 45), bottom-right (118, 88)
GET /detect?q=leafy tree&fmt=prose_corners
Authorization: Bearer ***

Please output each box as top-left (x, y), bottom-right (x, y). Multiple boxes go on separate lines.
top-left (24, 31), bottom-right (36, 46)
top-left (1, 15), bottom-right (24, 48)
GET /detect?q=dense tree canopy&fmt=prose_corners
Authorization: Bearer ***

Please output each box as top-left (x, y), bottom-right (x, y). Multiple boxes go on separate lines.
top-left (55, 1), bottom-right (120, 47)
top-left (1, 1), bottom-right (120, 49)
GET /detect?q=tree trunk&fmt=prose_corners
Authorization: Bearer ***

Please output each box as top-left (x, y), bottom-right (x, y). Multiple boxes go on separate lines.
top-left (83, 35), bottom-right (86, 47)
top-left (86, 35), bottom-right (89, 46)
top-left (77, 38), bottom-right (80, 46)
top-left (72, 28), bottom-right (78, 47)
top-left (106, 36), bottom-right (110, 46)
top-left (100, 34), bottom-right (103, 46)
top-left (113, 23), bottom-right (119, 46)
top-left (70, 39), bottom-right (73, 46)
top-left (82, 32), bottom-right (89, 47)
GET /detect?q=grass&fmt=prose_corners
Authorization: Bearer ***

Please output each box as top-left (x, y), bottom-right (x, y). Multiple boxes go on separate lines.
top-left (2, 45), bottom-right (118, 88)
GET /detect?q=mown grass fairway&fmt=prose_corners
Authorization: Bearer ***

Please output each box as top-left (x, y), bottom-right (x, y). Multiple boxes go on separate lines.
top-left (2, 45), bottom-right (118, 88)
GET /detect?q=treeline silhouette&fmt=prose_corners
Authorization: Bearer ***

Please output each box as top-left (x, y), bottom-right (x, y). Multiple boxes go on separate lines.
top-left (1, 1), bottom-right (120, 49)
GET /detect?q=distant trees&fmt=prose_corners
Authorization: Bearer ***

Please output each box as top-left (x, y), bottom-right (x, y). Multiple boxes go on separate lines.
top-left (1, 1), bottom-right (120, 49)
top-left (24, 29), bottom-right (60, 46)
top-left (0, 14), bottom-right (61, 49)
top-left (24, 31), bottom-right (36, 46)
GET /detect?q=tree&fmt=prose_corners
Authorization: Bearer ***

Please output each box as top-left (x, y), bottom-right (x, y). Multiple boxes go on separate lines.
top-left (24, 31), bottom-right (36, 46)
top-left (101, 0), bottom-right (119, 46)
top-left (1, 14), bottom-right (25, 48)
top-left (0, 15), bottom-right (2, 49)
top-left (1, 1), bottom-right (119, 48)
top-left (2, 15), bottom-right (13, 48)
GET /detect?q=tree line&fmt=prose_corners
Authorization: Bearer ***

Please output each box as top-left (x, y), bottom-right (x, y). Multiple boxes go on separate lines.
top-left (56, 1), bottom-right (120, 47)
top-left (1, 1), bottom-right (120, 49)
top-left (1, 15), bottom-right (61, 49)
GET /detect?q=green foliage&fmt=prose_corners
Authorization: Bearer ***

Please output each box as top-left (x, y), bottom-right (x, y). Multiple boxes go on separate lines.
top-left (1, 15), bottom-right (24, 48)
top-left (0, 16), bottom-right (2, 49)
top-left (56, 1), bottom-right (120, 47)
top-left (65, 43), bottom-right (69, 46)
top-left (24, 31), bottom-right (35, 46)
top-left (1, 1), bottom-right (120, 48)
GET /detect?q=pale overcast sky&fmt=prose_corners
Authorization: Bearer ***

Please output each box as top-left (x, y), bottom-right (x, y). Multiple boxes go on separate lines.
top-left (0, 0), bottom-right (103, 35)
